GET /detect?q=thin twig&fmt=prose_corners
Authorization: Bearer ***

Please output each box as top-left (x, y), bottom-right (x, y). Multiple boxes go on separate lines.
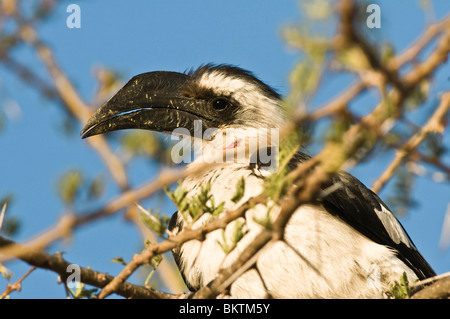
top-left (97, 193), bottom-right (267, 299)
top-left (372, 92), bottom-right (450, 192)
top-left (0, 202), bottom-right (6, 232)
top-left (0, 168), bottom-right (186, 263)
top-left (411, 272), bottom-right (450, 299)
top-left (14, 16), bottom-right (128, 189)
top-left (1, 0), bottom-right (449, 299)
top-left (0, 236), bottom-right (176, 299)
top-left (0, 266), bottom-right (36, 299)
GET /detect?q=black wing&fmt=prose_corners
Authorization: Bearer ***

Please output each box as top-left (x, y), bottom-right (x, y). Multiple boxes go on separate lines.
top-left (290, 152), bottom-right (436, 280)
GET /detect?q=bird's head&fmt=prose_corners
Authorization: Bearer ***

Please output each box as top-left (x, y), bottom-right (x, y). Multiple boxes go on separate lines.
top-left (81, 64), bottom-right (286, 165)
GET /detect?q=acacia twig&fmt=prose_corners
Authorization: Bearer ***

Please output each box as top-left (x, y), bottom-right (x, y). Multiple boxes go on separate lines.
top-left (188, 2), bottom-right (450, 299)
top-left (411, 272), bottom-right (450, 299)
top-left (14, 16), bottom-right (128, 189)
top-left (0, 266), bottom-right (36, 299)
top-left (372, 92), bottom-right (450, 192)
top-left (0, 236), bottom-right (176, 299)
top-left (97, 193), bottom-right (267, 299)
top-left (1, 0), bottom-right (449, 299)
top-left (0, 168), bottom-right (187, 263)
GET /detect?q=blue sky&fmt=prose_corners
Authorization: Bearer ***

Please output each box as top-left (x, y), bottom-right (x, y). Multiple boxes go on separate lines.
top-left (0, 0), bottom-right (449, 298)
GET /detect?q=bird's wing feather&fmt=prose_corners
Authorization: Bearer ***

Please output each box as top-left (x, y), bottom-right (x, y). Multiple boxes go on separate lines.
top-left (168, 211), bottom-right (199, 291)
top-left (290, 152), bottom-right (435, 280)
top-left (168, 151), bottom-right (435, 294)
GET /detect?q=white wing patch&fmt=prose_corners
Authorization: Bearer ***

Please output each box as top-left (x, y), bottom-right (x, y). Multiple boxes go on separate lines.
top-left (374, 204), bottom-right (413, 248)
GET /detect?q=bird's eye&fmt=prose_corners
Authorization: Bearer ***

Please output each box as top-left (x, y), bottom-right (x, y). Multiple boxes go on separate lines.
top-left (211, 97), bottom-right (229, 111)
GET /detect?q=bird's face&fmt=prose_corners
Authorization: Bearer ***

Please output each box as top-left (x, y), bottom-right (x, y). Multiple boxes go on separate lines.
top-left (81, 65), bottom-right (287, 144)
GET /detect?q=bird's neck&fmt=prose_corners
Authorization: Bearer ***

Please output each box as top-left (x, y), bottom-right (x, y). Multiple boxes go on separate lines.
top-left (190, 127), bottom-right (280, 168)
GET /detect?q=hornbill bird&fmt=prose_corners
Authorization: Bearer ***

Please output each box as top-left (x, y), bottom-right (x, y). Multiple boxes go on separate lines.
top-left (81, 64), bottom-right (435, 298)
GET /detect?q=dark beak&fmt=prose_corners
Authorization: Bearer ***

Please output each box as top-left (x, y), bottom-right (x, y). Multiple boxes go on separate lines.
top-left (80, 71), bottom-right (218, 139)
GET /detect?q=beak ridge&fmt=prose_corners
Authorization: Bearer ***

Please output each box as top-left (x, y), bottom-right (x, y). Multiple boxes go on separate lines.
top-left (80, 71), bottom-right (213, 139)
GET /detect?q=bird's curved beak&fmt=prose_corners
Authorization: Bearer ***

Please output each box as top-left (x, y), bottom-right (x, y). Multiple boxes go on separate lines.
top-left (80, 71), bottom-right (218, 139)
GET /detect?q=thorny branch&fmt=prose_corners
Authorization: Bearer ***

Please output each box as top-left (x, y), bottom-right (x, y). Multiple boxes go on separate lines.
top-left (0, 167), bottom-right (205, 263)
top-left (0, 236), bottom-right (176, 299)
top-left (291, 12), bottom-right (450, 133)
top-left (372, 92), bottom-right (450, 193)
top-left (1, 0), bottom-right (449, 299)
top-left (100, 3), bottom-right (450, 297)
top-left (12, 12), bottom-right (129, 190)
top-left (0, 266), bottom-right (36, 299)
top-left (97, 193), bottom-right (267, 299)
top-left (0, 1), bottom-right (185, 293)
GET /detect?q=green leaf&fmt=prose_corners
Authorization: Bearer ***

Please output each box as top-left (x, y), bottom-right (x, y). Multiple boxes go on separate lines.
top-left (111, 256), bottom-right (127, 266)
top-left (164, 183), bottom-right (188, 211)
top-left (301, 0), bottom-right (332, 20)
top-left (0, 194), bottom-right (14, 208)
top-left (324, 114), bottom-right (352, 143)
top-left (380, 42), bottom-right (395, 65)
top-left (263, 128), bottom-right (302, 202)
top-left (422, 132), bottom-right (446, 160)
top-left (87, 175), bottom-right (105, 200)
top-left (0, 262), bottom-right (12, 280)
top-left (68, 281), bottom-right (99, 299)
top-left (253, 205), bottom-right (274, 230)
top-left (120, 131), bottom-right (161, 158)
top-left (149, 254), bottom-right (163, 270)
top-left (387, 165), bottom-right (417, 217)
top-left (0, 216), bottom-right (20, 237)
top-left (231, 177), bottom-right (246, 203)
top-left (137, 204), bottom-right (170, 236)
top-left (212, 201), bottom-right (225, 217)
top-left (56, 169), bottom-right (84, 205)
top-left (166, 182), bottom-right (226, 224)
top-left (337, 46), bottom-right (372, 71)
top-left (143, 254), bottom-right (163, 288)
top-left (217, 219), bottom-right (247, 254)
top-left (389, 272), bottom-right (412, 299)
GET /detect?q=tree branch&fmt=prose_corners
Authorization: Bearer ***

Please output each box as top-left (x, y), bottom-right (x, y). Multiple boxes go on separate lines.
top-left (0, 236), bottom-right (176, 299)
top-left (372, 91), bottom-right (450, 192)
top-left (97, 193), bottom-right (267, 299)
top-left (0, 266), bottom-right (36, 299)
top-left (411, 272), bottom-right (450, 299)
top-left (0, 168), bottom-right (186, 263)
top-left (13, 15), bottom-right (129, 189)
